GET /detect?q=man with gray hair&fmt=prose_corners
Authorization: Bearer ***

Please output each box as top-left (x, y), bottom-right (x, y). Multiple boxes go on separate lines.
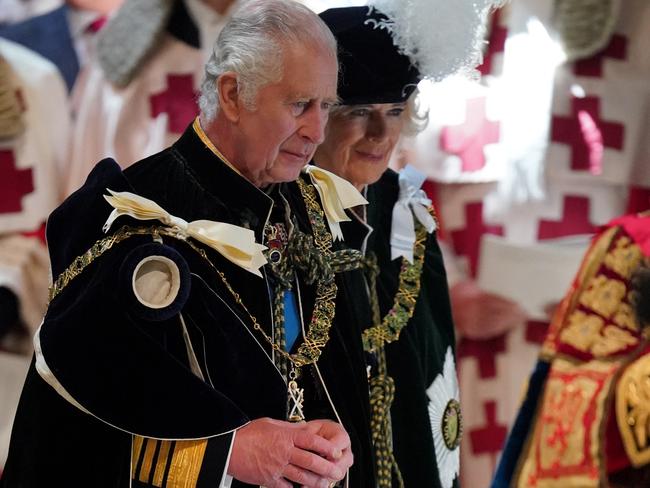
top-left (0, 1), bottom-right (375, 487)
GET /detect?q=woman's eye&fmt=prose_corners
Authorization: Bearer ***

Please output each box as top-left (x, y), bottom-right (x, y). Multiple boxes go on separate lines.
top-left (350, 109), bottom-right (370, 117)
top-left (387, 108), bottom-right (405, 117)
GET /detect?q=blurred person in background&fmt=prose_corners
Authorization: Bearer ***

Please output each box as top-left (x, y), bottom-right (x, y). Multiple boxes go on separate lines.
top-left (493, 211), bottom-right (650, 487)
top-left (401, 0), bottom-right (650, 484)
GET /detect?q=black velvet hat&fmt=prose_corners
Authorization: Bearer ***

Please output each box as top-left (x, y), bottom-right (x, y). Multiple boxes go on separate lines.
top-left (320, 6), bottom-right (421, 106)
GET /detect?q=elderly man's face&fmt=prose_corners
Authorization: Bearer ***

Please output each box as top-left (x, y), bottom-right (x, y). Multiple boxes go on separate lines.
top-left (234, 41), bottom-right (338, 187)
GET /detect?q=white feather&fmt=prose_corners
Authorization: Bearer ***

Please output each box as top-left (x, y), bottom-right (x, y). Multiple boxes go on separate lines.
top-left (368, 0), bottom-right (507, 81)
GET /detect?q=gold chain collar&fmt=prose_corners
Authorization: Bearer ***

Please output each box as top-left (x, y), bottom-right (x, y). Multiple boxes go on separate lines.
top-left (362, 221), bottom-right (428, 352)
top-left (49, 178), bottom-right (338, 371)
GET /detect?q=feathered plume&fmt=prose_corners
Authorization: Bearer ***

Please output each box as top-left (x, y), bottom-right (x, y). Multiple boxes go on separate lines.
top-left (368, 0), bottom-right (507, 81)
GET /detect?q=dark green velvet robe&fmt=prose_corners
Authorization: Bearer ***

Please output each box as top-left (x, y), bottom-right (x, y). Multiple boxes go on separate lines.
top-left (0, 124), bottom-right (375, 487)
top-left (365, 169), bottom-right (459, 488)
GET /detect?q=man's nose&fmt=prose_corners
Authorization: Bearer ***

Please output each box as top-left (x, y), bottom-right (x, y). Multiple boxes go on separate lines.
top-left (300, 106), bottom-right (328, 145)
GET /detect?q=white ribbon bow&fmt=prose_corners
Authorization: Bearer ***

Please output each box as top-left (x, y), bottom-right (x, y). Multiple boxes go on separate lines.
top-left (391, 165), bottom-right (437, 262)
top-left (103, 189), bottom-right (267, 276)
top-left (302, 166), bottom-right (368, 241)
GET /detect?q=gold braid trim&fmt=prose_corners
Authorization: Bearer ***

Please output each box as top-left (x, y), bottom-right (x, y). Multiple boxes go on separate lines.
top-left (362, 211), bottom-right (431, 488)
top-left (369, 348), bottom-right (405, 488)
top-left (48, 225), bottom-right (188, 303)
top-left (48, 176), bottom-right (343, 371)
top-left (362, 221), bottom-right (428, 352)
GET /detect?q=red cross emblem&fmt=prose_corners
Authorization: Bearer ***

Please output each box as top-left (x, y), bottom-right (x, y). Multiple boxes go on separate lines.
top-left (450, 201), bottom-right (504, 278)
top-left (458, 334), bottom-right (507, 379)
top-left (0, 150), bottom-right (34, 214)
top-left (468, 400), bottom-right (508, 466)
top-left (626, 186), bottom-right (650, 214)
top-left (440, 97), bottom-right (500, 172)
top-left (150, 74), bottom-right (199, 134)
top-left (478, 11), bottom-right (507, 77)
top-left (574, 34), bottom-right (627, 78)
top-left (537, 195), bottom-right (599, 240)
top-left (551, 95), bottom-right (624, 173)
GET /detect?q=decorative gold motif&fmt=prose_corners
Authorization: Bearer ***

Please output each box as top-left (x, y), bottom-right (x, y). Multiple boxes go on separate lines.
top-left (604, 236), bottom-right (643, 279)
top-left (559, 310), bottom-right (604, 352)
top-left (516, 358), bottom-right (620, 488)
top-left (579, 275), bottom-right (627, 319)
top-left (616, 352), bottom-right (650, 467)
top-left (442, 399), bottom-right (463, 450)
top-left (560, 310), bottom-right (639, 357)
top-left (613, 299), bottom-right (638, 332)
top-left (591, 326), bottom-right (638, 356)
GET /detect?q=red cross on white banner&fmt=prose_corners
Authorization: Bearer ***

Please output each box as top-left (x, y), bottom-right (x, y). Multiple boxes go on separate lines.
top-left (551, 95), bottom-right (624, 174)
top-left (450, 201), bottom-right (504, 278)
top-left (468, 400), bottom-right (508, 466)
top-left (0, 150), bottom-right (34, 214)
top-left (440, 97), bottom-right (501, 173)
top-left (477, 11), bottom-right (507, 77)
top-left (573, 34), bottom-right (628, 78)
top-left (537, 195), bottom-right (599, 240)
top-left (150, 74), bottom-right (200, 134)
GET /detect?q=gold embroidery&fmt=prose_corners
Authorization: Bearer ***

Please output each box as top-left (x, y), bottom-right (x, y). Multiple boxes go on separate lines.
top-left (139, 438), bottom-right (158, 483)
top-left (591, 326), bottom-right (638, 356)
top-left (153, 439), bottom-right (173, 486)
top-left (362, 221), bottom-right (427, 352)
top-left (559, 310), bottom-right (604, 352)
top-left (131, 435), bottom-right (144, 478)
top-left (616, 352), bottom-right (650, 467)
top-left (516, 358), bottom-right (620, 488)
top-left (579, 275), bottom-right (627, 319)
top-left (613, 300), bottom-right (638, 332)
top-left (166, 439), bottom-right (208, 487)
top-left (541, 227), bottom-right (619, 358)
top-left (604, 236), bottom-right (643, 279)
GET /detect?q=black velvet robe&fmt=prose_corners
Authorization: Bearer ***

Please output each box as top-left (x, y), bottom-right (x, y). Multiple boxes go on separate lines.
top-left (0, 125), bottom-right (375, 487)
top-left (365, 169), bottom-right (459, 488)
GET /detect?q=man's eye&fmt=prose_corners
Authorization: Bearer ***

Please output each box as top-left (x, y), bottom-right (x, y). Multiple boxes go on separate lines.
top-left (387, 108), bottom-right (405, 117)
top-left (293, 101), bottom-right (309, 115)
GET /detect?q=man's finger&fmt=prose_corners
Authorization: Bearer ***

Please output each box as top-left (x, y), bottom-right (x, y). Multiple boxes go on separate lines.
top-left (267, 478), bottom-right (293, 488)
top-left (290, 447), bottom-right (345, 480)
top-left (293, 430), bottom-right (342, 460)
top-left (305, 421), bottom-right (351, 452)
top-left (331, 447), bottom-right (354, 474)
top-left (282, 463), bottom-right (330, 488)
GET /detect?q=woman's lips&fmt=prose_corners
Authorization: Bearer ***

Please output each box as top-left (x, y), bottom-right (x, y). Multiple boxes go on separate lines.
top-left (355, 149), bottom-right (385, 162)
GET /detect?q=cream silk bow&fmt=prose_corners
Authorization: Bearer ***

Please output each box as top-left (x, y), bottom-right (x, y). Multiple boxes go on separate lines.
top-left (103, 190), bottom-right (267, 276)
top-left (391, 165), bottom-right (437, 262)
top-left (302, 166), bottom-right (368, 241)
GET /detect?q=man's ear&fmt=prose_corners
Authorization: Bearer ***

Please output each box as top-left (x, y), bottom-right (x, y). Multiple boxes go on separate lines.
top-left (216, 72), bottom-right (241, 123)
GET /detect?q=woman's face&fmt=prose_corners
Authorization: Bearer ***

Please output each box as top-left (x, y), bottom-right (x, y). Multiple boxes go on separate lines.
top-left (314, 102), bottom-right (406, 189)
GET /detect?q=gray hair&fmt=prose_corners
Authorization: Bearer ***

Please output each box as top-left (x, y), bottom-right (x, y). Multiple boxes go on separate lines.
top-left (403, 88), bottom-right (429, 136)
top-left (199, 0), bottom-right (337, 122)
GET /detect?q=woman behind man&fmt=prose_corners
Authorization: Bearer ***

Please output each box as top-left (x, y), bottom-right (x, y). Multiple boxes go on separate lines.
top-left (315, 6), bottom-right (461, 487)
